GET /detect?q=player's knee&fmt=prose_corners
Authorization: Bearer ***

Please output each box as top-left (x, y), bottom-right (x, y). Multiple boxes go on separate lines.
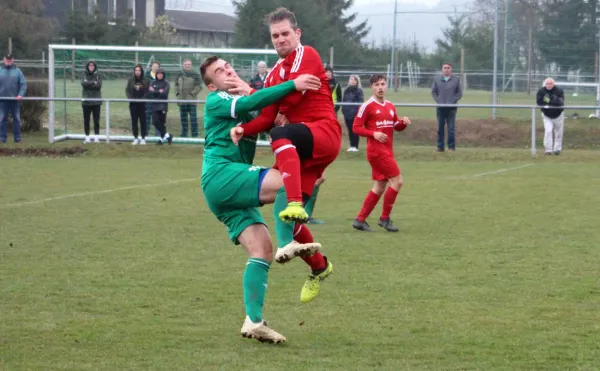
top-left (315, 176), bottom-right (326, 186)
top-left (390, 175), bottom-right (403, 190)
top-left (372, 180), bottom-right (388, 195)
top-left (269, 126), bottom-right (290, 142)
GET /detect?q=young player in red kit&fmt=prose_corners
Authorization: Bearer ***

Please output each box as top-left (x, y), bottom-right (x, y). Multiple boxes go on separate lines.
top-left (230, 7), bottom-right (339, 303)
top-left (352, 74), bottom-right (411, 232)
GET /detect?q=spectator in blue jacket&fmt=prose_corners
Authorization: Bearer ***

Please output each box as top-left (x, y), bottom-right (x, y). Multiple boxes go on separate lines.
top-left (0, 54), bottom-right (27, 143)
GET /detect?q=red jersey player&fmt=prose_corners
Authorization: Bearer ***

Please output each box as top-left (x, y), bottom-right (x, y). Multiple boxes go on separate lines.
top-left (352, 74), bottom-right (411, 232)
top-left (229, 7), bottom-right (339, 304)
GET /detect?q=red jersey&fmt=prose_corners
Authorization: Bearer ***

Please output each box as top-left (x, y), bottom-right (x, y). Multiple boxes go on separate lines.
top-left (265, 45), bottom-right (337, 123)
top-left (353, 97), bottom-right (407, 159)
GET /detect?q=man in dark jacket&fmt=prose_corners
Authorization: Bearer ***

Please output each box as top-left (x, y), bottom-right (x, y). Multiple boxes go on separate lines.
top-left (148, 68), bottom-right (173, 145)
top-left (81, 60), bottom-right (102, 143)
top-left (341, 75), bottom-right (364, 152)
top-left (431, 63), bottom-right (462, 152)
top-left (249, 61), bottom-right (267, 90)
top-left (325, 66), bottom-right (342, 114)
top-left (126, 64), bottom-right (149, 145)
top-left (175, 59), bottom-right (202, 137)
top-left (536, 78), bottom-right (565, 155)
top-left (0, 54), bottom-right (27, 143)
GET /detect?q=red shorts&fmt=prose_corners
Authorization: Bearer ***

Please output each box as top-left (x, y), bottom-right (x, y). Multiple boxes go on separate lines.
top-left (368, 156), bottom-right (401, 181)
top-left (272, 119), bottom-right (341, 197)
top-left (301, 119), bottom-right (341, 195)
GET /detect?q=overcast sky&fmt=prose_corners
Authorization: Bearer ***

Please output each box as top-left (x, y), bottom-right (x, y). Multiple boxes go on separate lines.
top-left (166, 0), bottom-right (469, 51)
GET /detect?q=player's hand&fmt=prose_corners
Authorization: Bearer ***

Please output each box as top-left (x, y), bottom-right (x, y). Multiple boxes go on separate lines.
top-left (292, 74), bottom-right (321, 91)
top-left (226, 76), bottom-right (252, 96)
top-left (16, 95), bottom-right (22, 101)
top-left (149, 86), bottom-right (155, 92)
top-left (373, 132), bottom-right (388, 143)
top-left (274, 113), bottom-right (289, 126)
top-left (543, 96), bottom-right (550, 104)
top-left (402, 117), bottom-right (411, 125)
top-left (230, 126), bottom-right (244, 145)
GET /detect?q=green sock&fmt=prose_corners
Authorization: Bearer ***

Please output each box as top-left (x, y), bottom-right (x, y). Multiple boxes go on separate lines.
top-left (243, 258), bottom-right (270, 323)
top-left (304, 184), bottom-right (320, 217)
top-left (274, 187), bottom-right (295, 248)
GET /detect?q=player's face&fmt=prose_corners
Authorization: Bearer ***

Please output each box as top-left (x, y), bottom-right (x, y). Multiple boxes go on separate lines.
top-left (371, 79), bottom-right (387, 99)
top-left (545, 80), bottom-right (554, 90)
top-left (183, 61), bottom-right (192, 71)
top-left (152, 63), bottom-right (159, 72)
top-left (270, 20), bottom-right (301, 57)
top-left (348, 76), bottom-right (357, 86)
top-left (206, 59), bottom-right (240, 92)
top-left (134, 67), bottom-right (142, 77)
top-left (442, 64), bottom-right (452, 76)
top-left (326, 70), bottom-right (333, 79)
top-left (258, 64), bottom-right (266, 74)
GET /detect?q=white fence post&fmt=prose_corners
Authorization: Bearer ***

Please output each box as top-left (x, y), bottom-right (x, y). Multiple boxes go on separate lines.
top-left (105, 101), bottom-right (110, 143)
top-left (531, 107), bottom-right (536, 157)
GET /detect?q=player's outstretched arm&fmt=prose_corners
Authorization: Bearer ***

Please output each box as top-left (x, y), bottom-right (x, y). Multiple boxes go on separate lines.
top-left (229, 76), bottom-right (320, 117)
top-left (231, 104), bottom-right (279, 145)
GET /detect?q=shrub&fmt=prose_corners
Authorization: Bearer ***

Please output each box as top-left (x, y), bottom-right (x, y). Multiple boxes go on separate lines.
top-left (5, 80), bottom-right (48, 133)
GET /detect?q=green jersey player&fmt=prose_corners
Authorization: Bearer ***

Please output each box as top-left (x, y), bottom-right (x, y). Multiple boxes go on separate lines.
top-left (199, 56), bottom-right (322, 344)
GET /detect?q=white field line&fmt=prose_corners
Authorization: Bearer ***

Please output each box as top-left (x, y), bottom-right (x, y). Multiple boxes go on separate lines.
top-left (1, 178), bottom-right (198, 209)
top-left (446, 164), bottom-right (535, 180)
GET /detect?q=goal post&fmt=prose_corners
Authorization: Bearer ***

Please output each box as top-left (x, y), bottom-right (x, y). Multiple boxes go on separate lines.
top-left (542, 81), bottom-right (600, 117)
top-left (47, 44), bottom-right (279, 144)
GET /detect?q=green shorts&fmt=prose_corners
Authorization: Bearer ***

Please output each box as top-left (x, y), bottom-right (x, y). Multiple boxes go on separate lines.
top-left (202, 163), bottom-right (269, 245)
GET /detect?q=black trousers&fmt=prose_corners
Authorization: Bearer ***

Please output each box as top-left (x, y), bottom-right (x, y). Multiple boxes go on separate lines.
top-left (152, 110), bottom-right (167, 138)
top-left (344, 116), bottom-right (359, 148)
top-left (83, 105), bottom-right (100, 136)
top-left (129, 103), bottom-right (147, 138)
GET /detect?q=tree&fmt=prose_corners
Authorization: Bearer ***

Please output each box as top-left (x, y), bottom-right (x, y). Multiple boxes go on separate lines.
top-left (0, 0), bottom-right (58, 59)
top-left (537, 0), bottom-right (598, 73)
top-left (232, 0), bottom-right (370, 65)
top-left (143, 15), bottom-right (177, 46)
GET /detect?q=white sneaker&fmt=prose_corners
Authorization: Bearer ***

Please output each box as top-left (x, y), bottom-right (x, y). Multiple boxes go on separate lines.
top-left (347, 147), bottom-right (359, 152)
top-left (140, 139), bottom-right (146, 145)
top-left (83, 136), bottom-right (91, 144)
top-left (132, 138), bottom-right (140, 145)
top-left (275, 240), bottom-right (321, 264)
top-left (241, 316), bottom-right (286, 344)
top-left (93, 136), bottom-right (100, 143)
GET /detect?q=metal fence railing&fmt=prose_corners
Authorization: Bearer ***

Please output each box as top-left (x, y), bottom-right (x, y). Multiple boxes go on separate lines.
top-left (4, 96), bottom-right (600, 156)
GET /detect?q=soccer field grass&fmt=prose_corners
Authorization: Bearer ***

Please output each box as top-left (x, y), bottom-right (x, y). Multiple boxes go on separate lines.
top-left (1, 145), bottom-right (600, 370)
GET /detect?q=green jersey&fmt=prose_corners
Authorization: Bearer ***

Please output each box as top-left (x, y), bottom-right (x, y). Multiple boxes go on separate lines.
top-left (201, 80), bottom-right (296, 181)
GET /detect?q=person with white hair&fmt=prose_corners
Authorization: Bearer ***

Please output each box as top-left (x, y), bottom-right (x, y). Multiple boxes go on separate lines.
top-left (536, 77), bottom-right (565, 155)
top-left (249, 61), bottom-right (268, 90)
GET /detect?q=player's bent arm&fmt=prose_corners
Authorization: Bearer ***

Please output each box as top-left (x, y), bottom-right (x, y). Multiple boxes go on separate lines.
top-left (232, 81), bottom-right (296, 116)
top-left (393, 112), bottom-right (408, 132)
top-left (240, 104), bottom-right (279, 136)
top-left (352, 112), bottom-right (375, 137)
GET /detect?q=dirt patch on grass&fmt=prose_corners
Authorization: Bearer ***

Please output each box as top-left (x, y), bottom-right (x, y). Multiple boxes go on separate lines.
top-left (0, 146), bottom-right (88, 157)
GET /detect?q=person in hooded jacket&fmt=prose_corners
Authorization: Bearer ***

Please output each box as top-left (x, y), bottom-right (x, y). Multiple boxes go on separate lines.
top-left (81, 60), bottom-right (102, 143)
top-left (147, 68), bottom-right (173, 145)
top-left (126, 64), bottom-right (149, 145)
top-left (145, 61), bottom-right (160, 137)
top-left (325, 66), bottom-right (342, 115)
top-left (341, 74), bottom-right (364, 152)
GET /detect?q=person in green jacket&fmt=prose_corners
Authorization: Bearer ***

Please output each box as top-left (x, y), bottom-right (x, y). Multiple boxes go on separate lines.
top-left (81, 60), bottom-right (102, 143)
top-left (175, 59), bottom-right (202, 137)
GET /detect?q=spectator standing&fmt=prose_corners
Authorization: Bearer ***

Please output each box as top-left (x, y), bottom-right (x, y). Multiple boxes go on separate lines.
top-left (341, 74), bottom-right (364, 152)
top-left (0, 54), bottom-right (26, 143)
top-left (249, 61), bottom-right (268, 90)
top-left (148, 68), bottom-right (173, 145)
top-left (126, 64), bottom-right (149, 145)
top-left (431, 63), bottom-right (462, 152)
top-left (145, 61), bottom-right (160, 137)
top-left (536, 77), bottom-right (565, 155)
top-left (325, 66), bottom-right (342, 115)
top-left (81, 60), bottom-right (102, 144)
top-left (175, 59), bottom-right (202, 137)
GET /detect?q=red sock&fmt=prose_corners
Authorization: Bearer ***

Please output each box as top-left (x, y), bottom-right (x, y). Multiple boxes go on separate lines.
top-left (357, 191), bottom-right (382, 222)
top-left (294, 224), bottom-right (327, 272)
top-left (381, 187), bottom-right (399, 220)
top-left (271, 139), bottom-right (302, 203)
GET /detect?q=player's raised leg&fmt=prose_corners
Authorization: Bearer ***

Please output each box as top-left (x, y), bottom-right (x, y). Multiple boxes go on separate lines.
top-left (237, 223), bottom-right (286, 344)
top-left (269, 124), bottom-right (319, 224)
top-left (353, 180), bottom-right (387, 232)
top-left (378, 174), bottom-right (402, 232)
top-left (258, 168), bottom-right (321, 264)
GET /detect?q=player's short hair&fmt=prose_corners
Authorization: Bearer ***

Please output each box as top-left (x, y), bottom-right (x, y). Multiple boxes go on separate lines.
top-left (151, 61), bottom-right (160, 67)
top-left (182, 58), bottom-right (192, 64)
top-left (265, 7), bottom-right (298, 30)
top-left (442, 62), bottom-right (453, 68)
top-left (369, 74), bottom-right (386, 85)
top-left (200, 56), bottom-right (219, 86)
